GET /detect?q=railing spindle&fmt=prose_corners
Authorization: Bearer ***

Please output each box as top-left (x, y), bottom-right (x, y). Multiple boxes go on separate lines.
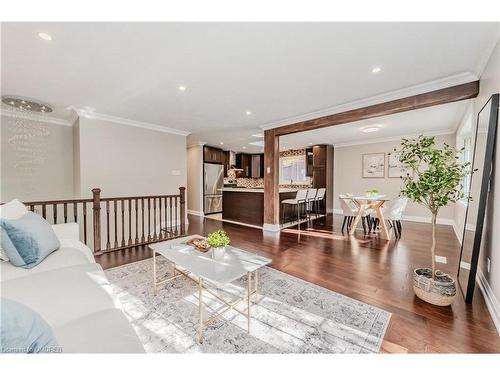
top-left (114, 200), bottom-right (118, 248)
top-left (135, 199), bottom-right (139, 244)
top-left (147, 198), bottom-right (151, 241)
top-left (175, 197), bottom-right (178, 235)
top-left (83, 201), bottom-right (88, 245)
top-left (169, 197), bottom-right (173, 235)
top-left (141, 198), bottom-right (145, 243)
top-left (121, 199), bottom-right (125, 247)
top-left (128, 199), bottom-right (132, 246)
top-left (106, 200), bottom-right (111, 250)
top-left (153, 197), bottom-right (157, 240)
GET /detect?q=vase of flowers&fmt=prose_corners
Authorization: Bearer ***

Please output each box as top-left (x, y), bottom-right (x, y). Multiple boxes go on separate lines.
top-left (207, 230), bottom-right (231, 260)
top-left (365, 189), bottom-right (380, 197)
top-left (396, 135), bottom-right (471, 306)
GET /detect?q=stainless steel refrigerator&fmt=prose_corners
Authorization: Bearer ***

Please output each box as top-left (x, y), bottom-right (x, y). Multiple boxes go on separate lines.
top-left (204, 163), bottom-right (224, 214)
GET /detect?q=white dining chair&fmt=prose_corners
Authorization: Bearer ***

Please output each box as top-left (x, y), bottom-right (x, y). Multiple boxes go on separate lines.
top-left (281, 189), bottom-right (309, 229)
top-left (339, 194), bottom-right (374, 234)
top-left (382, 197), bottom-right (408, 238)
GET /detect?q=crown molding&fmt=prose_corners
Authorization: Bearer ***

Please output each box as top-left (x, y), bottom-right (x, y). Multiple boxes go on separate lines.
top-left (259, 72), bottom-right (478, 131)
top-left (0, 106), bottom-right (74, 126)
top-left (333, 128), bottom-right (456, 148)
top-left (187, 142), bottom-right (206, 149)
top-left (70, 107), bottom-right (190, 136)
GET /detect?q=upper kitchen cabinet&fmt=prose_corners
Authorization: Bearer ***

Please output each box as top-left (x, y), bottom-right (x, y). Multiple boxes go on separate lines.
top-left (222, 151), bottom-right (230, 177)
top-left (312, 145), bottom-right (327, 168)
top-left (203, 146), bottom-right (224, 164)
top-left (235, 153), bottom-right (252, 177)
top-left (251, 154), bottom-right (265, 178)
top-left (305, 148), bottom-right (314, 177)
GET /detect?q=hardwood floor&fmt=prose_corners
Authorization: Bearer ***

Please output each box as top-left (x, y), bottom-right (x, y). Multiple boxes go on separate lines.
top-left (96, 214), bottom-right (500, 353)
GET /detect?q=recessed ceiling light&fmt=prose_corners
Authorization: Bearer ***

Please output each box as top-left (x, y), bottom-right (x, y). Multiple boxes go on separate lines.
top-left (309, 142), bottom-right (313, 145)
top-left (242, 146), bottom-right (246, 149)
top-left (362, 126), bottom-right (381, 133)
top-left (220, 142), bottom-right (224, 145)
top-left (37, 32), bottom-right (52, 41)
top-left (371, 67), bottom-right (382, 74)
top-left (246, 110), bottom-right (252, 116)
top-left (178, 85), bottom-right (186, 91)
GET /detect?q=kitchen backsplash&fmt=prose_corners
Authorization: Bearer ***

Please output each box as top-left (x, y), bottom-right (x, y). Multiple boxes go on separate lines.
top-left (224, 177), bottom-right (310, 189)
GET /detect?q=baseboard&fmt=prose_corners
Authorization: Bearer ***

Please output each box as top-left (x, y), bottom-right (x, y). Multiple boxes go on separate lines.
top-left (262, 223), bottom-right (281, 232)
top-left (332, 209), bottom-right (454, 226)
top-left (401, 215), bottom-right (455, 226)
top-left (477, 269), bottom-right (500, 335)
top-left (187, 209), bottom-right (204, 217)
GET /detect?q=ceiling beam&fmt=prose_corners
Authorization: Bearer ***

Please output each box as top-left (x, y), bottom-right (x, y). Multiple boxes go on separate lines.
top-left (273, 81), bottom-right (479, 136)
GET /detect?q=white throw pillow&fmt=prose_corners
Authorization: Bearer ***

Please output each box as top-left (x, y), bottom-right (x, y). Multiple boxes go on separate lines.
top-left (0, 199), bottom-right (28, 261)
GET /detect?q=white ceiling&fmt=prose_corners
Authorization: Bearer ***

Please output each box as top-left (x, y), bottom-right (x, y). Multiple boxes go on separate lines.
top-left (280, 100), bottom-right (471, 150)
top-left (1, 22), bottom-right (498, 149)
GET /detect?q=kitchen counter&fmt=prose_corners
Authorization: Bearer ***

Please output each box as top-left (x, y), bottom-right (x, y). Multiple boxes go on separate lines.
top-left (222, 188), bottom-right (297, 226)
top-left (221, 187), bottom-right (299, 193)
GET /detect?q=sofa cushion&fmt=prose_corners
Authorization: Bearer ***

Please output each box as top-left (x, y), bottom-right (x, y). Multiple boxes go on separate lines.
top-left (53, 309), bottom-right (144, 353)
top-left (0, 212), bottom-right (61, 269)
top-left (0, 199), bottom-right (29, 262)
top-left (1, 298), bottom-right (59, 354)
top-left (1, 263), bottom-right (121, 328)
top-left (1, 242), bottom-right (93, 282)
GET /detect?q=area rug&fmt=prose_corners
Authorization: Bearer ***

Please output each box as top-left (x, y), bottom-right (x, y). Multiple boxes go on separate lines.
top-left (105, 257), bottom-right (391, 353)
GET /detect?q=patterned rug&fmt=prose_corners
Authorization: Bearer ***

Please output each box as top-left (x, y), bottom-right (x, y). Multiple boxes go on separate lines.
top-left (105, 257), bottom-right (391, 353)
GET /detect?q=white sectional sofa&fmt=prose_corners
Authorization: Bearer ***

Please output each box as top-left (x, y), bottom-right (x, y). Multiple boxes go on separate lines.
top-left (1, 223), bottom-right (145, 353)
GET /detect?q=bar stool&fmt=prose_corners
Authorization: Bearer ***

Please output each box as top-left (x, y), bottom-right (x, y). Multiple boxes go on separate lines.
top-left (313, 188), bottom-right (326, 217)
top-left (281, 189), bottom-right (308, 229)
top-left (305, 188), bottom-right (317, 221)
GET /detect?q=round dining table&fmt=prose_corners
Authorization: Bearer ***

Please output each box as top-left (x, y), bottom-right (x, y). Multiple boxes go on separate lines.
top-left (347, 195), bottom-right (391, 240)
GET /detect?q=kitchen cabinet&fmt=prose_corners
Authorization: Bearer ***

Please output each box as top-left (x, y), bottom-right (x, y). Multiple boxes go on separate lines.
top-left (235, 153), bottom-right (252, 177)
top-left (204, 146), bottom-right (224, 163)
top-left (306, 148), bottom-right (314, 177)
top-left (251, 154), bottom-right (265, 178)
top-left (222, 151), bottom-right (230, 177)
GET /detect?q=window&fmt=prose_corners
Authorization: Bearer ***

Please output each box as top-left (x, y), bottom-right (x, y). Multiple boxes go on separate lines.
top-left (279, 155), bottom-right (309, 184)
top-left (462, 137), bottom-right (472, 199)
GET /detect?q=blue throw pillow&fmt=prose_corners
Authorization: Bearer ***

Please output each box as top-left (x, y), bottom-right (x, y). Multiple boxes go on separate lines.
top-left (0, 212), bottom-right (60, 269)
top-left (1, 299), bottom-right (60, 353)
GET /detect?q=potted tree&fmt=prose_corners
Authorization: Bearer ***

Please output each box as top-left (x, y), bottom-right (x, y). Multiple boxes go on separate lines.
top-left (396, 135), bottom-right (471, 306)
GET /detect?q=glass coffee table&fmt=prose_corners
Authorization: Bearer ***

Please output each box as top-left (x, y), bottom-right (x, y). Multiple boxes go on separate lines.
top-left (149, 235), bottom-right (272, 343)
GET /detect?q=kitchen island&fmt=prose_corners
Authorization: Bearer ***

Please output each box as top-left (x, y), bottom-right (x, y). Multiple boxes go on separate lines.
top-left (222, 187), bottom-right (298, 227)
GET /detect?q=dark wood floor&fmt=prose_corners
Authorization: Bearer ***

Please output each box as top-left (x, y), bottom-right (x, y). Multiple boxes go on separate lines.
top-left (96, 214), bottom-right (500, 353)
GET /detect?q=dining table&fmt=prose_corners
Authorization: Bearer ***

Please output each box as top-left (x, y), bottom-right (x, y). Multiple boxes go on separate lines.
top-left (347, 195), bottom-right (391, 240)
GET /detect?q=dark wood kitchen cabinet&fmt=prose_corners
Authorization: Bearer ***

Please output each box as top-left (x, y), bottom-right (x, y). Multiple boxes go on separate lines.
top-left (236, 153), bottom-right (252, 177)
top-left (222, 151), bottom-right (230, 177)
top-left (204, 146), bottom-right (224, 163)
top-left (306, 144), bottom-right (334, 211)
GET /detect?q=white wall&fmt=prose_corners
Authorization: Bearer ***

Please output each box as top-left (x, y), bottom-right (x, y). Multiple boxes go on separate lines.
top-left (333, 133), bottom-right (457, 222)
top-left (471, 37), bottom-right (500, 331)
top-left (186, 144), bottom-right (204, 214)
top-left (75, 117), bottom-right (187, 198)
top-left (1, 113), bottom-right (74, 201)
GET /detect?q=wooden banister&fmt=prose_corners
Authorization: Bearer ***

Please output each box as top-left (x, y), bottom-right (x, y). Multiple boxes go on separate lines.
top-left (2, 186), bottom-right (187, 257)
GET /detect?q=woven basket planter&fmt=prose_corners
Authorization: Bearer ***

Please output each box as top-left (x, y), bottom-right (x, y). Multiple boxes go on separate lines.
top-left (413, 268), bottom-right (456, 306)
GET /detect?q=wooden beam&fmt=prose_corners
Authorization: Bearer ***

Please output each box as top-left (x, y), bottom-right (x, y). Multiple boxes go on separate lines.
top-left (263, 129), bottom-right (280, 228)
top-left (273, 81), bottom-right (479, 136)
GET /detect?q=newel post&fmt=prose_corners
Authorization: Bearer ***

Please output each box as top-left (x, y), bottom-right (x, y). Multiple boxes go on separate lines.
top-left (179, 186), bottom-right (186, 235)
top-left (92, 188), bottom-right (101, 254)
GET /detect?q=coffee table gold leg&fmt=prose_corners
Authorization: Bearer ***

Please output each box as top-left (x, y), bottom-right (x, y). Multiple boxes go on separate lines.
top-left (198, 277), bottom-right (204, 343)
top-left (153, 250), bottom-right (157, 296)
top-left (247, 271), bottom-right (251, 333)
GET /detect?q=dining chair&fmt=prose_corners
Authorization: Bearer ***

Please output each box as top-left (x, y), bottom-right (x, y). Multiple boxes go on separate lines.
top-left (281, 189), bottom-right (309, 229)
top-left (339, 194), bottom-right (374, 234)
top-left (382, 197), bottom-right (408, 238)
